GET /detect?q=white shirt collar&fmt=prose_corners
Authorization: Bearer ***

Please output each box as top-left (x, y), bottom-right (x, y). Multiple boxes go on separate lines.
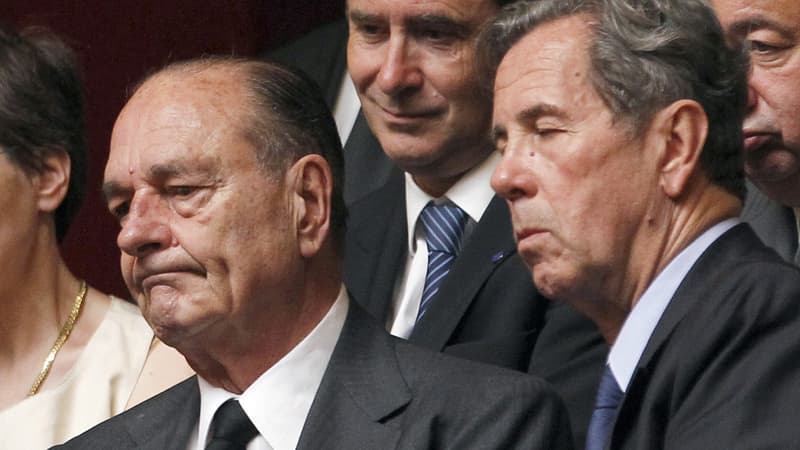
top-left (608, 218), bottom-right (740, 391)
top-left (404, 151), bottom-right (499, 254)
top-left (332, 74), bottom-right (359, 144)
top-left (193, 287), bottom-right (349, 450)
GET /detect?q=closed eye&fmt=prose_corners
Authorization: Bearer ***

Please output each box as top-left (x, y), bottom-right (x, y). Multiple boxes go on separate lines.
top-left (109, 201), bottom-right (130, 222)
top-left (166, 185), bottom-right (199, 198)
top-left (746, 39), bottom-right (786, 54)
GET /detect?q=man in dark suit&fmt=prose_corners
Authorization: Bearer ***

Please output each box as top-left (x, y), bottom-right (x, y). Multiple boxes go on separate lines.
top-left (711, 0), bottom-right (800, 264)
top-left (55, 57), bottom-right (572, 449)
top-left (482, 0), bottom-right (800, 448)
top-left (342, 0), bottom-right (607, 447)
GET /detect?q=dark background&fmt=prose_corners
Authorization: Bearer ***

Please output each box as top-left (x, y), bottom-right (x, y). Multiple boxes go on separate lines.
top-left (5, 1), bottom-right (345, 298)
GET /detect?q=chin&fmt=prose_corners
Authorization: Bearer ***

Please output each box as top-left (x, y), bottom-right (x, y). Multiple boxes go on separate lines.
top-left (533, 270), bottom-right (567, 302)
top-left (746, 149), bottom-right (800, 183)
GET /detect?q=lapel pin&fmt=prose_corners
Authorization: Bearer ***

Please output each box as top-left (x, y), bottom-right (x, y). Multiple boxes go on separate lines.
top-left (491, 251), bottom-right (505, 263)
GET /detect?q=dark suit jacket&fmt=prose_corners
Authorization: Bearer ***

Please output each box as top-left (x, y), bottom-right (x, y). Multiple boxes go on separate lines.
top-left (608, 224), bottom-right (800, 449)
top-left (266, 19), bottom-right (398, 206)
top-left (54, 302), bottom-right (574, 450)
top-left (741, 181), bottom-right (797, 262)
top-left (345, 174), bottom-right (608, 449)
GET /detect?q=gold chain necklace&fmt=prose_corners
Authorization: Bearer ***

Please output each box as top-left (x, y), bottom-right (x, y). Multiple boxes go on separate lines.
top-left (28, 280), bottom-right (88, 396)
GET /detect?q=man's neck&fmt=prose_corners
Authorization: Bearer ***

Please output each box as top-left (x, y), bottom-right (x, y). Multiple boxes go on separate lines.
top-left (179, 277), bottom-right (342, 393)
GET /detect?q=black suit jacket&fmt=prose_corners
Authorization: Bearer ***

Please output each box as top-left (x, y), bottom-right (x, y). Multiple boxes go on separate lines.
top-left (741, 181), bottom-right (797, 262)
top-left (345, 174), bottom-right (607, 449)
top-left (54, 302), bottom-right (574, 450)
top-left (266, 19), bottom-right (398, 206)
top-left (608, 224), bottom-right (800, 449)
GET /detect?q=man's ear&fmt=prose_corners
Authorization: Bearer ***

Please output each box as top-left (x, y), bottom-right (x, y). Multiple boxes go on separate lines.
top-left (288, 154), bottom-right (333, 258)
top-left (36, 149), bottom-right (71, 213)
top-left (652, 99), bottom-right (708, 199)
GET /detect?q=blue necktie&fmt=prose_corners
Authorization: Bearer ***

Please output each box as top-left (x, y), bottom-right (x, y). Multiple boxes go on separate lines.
top-left (206, 400), bottom-right (259, 450)
top-left (418, 202), bottom-right (467, 320)
top-left (586, 365), bottom-right (624, 450)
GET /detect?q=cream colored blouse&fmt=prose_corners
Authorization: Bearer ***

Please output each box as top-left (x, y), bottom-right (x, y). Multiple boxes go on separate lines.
top-left (0, 296), bottom-right (153, 449)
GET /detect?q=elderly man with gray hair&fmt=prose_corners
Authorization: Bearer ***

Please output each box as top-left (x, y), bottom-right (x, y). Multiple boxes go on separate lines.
top-left (479, 0), bottom-right (800, 449)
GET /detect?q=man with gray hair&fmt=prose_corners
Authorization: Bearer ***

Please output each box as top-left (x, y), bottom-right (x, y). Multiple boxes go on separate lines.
top-left (54, 56), bottom-right (572, 450)
top-left (480, 0), bottom-right (800, 448)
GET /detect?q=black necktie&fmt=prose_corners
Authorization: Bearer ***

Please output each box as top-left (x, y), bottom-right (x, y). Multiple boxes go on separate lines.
top-left (586, 365), bottom-right (623, 450)
top-left (206, 399), bottom-right (259, 450)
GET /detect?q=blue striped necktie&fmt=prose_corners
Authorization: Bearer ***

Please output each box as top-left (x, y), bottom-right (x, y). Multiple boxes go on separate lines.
top-left (417, 202), bottom-right (468, 321)
top-left (586, 365), bottom-right (623, 450)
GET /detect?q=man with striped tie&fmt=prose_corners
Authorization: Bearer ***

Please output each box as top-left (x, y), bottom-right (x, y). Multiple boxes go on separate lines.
top-left (343, 0), bottom-right (607, 447)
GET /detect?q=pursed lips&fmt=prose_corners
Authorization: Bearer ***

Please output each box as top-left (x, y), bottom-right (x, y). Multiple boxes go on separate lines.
top-left (137, 266), bottom-right (205, 292)
top-left (514, 227), bottom-right (548, 244)
top-left (743, 129), bottom-right (781, 154)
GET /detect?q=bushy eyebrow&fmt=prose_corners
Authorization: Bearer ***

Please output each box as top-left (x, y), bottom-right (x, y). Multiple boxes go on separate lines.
top-left (407, 13), bottom-right (472, 37)
top-left (348, 10), bottom-right (380, 25)
top-left (348, 10), bottom-right (472, 38)
top-left (728, 15), bottom-right (798, 40)
top-left (492, 103), bottom-right (569, 143)
top-left (101, 158), bottom-right (218, 204)
top-left (515, 104), bottom-right (569, 123)
top-left (101, 181), bottom-right (128, 204)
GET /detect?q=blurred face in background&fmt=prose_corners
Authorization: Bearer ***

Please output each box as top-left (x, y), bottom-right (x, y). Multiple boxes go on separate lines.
top-left (712, 0), bottom-right (800, 206)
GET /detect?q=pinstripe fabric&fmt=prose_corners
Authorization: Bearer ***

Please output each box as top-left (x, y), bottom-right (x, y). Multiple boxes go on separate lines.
top-left (417, 202), bottom-right (467, 321)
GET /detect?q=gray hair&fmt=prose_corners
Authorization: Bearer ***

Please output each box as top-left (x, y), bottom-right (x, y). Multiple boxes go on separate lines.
top-left (478, 0), bottom-right (748, 200)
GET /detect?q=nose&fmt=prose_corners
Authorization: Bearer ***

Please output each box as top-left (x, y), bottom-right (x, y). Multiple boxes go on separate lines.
top-left (491, 145), bottom-right (537, 202)
top-left (117, 194), bottom-right (173, 258)
top-left (376, 34), bottom-right (423, 96)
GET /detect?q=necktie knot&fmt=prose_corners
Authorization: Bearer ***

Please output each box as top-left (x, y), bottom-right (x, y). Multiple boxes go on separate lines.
top-left (586, 366), bottom-right (623, 450)
top-left (206, 399), bottom-right (259, 450)
top-left (420, 202), bottom-right (467, 254)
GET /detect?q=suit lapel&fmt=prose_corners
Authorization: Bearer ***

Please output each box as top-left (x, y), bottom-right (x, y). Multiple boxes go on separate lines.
top-left (741, 181), bottom-right (797, 262)
top-left (297, 303), bottom-right (410, 450)
top-left (345, 174), bottom-right (407, 322)
top-left (410, 196), bottom-right (517, 350)
top-left (342, 111), bottom-right (398, 206)
top-left (611, 225), bottom-right (760, 446)
top-left (124, 377), bottom-right (200, 450)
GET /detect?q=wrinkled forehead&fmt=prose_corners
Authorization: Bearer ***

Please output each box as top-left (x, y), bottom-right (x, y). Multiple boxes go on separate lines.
top-left (105, 72), bottom-right (252, 183)
top-left (495, 16), bottom-right (593, 96)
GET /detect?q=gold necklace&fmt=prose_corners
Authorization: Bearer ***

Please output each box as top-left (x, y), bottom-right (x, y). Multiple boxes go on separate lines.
top-left (28, 280), bottom-right (88, 396)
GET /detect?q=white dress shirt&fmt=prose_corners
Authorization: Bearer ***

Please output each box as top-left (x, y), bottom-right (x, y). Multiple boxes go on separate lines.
top-left (332, 74), bottom-right (360, 145)
top-left (607, 218), bottom-right (740, 392)
top-left (387, 152), bottom-right (500, 338)
top-left (187, 287), bottom-right (349, 450)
